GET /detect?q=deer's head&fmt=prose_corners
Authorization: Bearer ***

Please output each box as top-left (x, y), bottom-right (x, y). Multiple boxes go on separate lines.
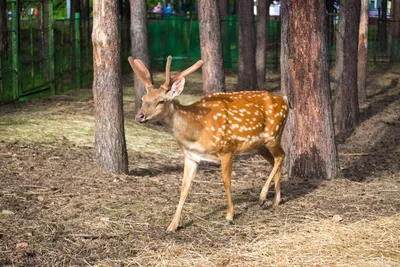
top-left (128, 56), bottom-right (203, 123)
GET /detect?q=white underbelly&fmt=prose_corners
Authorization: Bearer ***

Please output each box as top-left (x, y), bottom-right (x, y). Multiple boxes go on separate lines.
top-left (184, 149), bottom-right (220, 163)
top-left (180, 140), bottom-right (219, 163)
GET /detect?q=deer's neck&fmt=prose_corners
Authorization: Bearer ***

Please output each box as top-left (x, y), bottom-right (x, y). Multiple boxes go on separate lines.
top-left (164, 100), bottom-right (200, 143)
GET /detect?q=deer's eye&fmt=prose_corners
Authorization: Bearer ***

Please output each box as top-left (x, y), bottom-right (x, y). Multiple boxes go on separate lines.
top-left (157, 100), bottom-right (165, 106)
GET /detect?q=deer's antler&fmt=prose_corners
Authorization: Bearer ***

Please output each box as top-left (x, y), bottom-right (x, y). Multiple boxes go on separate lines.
top-left (128, 57), bottom-right (153, 89)
top-left (161, 56), bottom-right (204, 90)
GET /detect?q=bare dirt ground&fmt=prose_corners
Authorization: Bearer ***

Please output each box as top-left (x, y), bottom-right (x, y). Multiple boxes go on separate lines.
top-left (0, 64), bottom-right (399, 266)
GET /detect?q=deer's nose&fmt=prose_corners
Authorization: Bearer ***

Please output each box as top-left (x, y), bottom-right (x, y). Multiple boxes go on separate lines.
top-left (135, 113), bottom-right (146, 123)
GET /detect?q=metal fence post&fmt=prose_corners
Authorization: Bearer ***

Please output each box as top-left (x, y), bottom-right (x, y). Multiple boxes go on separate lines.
top-left (75, 12), bottom-right (81, 89)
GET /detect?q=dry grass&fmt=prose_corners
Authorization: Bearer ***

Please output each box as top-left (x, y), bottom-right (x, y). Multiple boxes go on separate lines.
top-left (0, 64), bottom-right (399, 266)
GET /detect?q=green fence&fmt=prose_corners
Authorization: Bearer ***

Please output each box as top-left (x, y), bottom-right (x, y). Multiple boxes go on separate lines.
top-left (1, 6), bottom-right (399, 103)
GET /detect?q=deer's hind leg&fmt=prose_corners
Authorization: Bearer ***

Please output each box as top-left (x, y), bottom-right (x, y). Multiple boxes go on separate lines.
top-left (220, 153), bottom-right (234, 223)
top-left (258, 144), bottom-right (285, 208)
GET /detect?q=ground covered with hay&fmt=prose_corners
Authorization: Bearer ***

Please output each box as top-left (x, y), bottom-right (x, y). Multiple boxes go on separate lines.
top-left (1, 64), bottom-right (399, 266)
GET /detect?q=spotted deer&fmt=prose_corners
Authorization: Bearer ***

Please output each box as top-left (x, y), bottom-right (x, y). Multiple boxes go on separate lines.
top-left (129, 56), bottom-right (289, 232)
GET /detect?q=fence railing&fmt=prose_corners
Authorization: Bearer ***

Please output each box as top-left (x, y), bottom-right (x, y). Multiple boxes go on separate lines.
top-left (1, 8), bottom-right (399, 103)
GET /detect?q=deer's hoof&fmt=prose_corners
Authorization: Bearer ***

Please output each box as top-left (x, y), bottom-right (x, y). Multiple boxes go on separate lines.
top-left (225, 219), bottom-right (234, 225)
top-left (166, 224), bottom-right (178, 233)
top-left (272, 202), bottom-right (280, 209)
top-left (259, 199), bottom-right (266, 207)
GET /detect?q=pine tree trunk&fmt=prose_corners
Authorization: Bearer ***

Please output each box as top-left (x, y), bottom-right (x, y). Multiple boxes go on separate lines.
top-left (334, 0), bottom-right (361, 135)
top-left (280, 0), bottom-right (291, 174)
top-left (70, 0), bottom-right (81, 88)
top-left (256, 0), bottom-right (269, 88)
top-left (238, 0), bottom-right (257, 91)
top-left (92, 0), bottom-right (128, 174)
top-left (219, 0), bottom-right (229, 18)
top-left (281, 0), bottom-right (339, 179)
top-left (0, 0), bottom-right (7, 58)
top-left (130, 0), bottom-right (151, 112)
top-left (198, 0), bottom-right (225, 93)
top-left (42, 0), bottom-right (50, 81)
top-left (121, 0), bottom-right (130, 58)
top-left (80, 0), bottom-right (89, 18)
top-left (326, 0), bottom-right (335, 46)
top-left (379, 0), bottom-right (388, 41)
top-left (233, 0), bottom-right (239, 15)
top-left (391, 0), bottom-right (400, 60)
top-left (80, 0), bottom-right (90, 65)
top-left (334, 3), bottom-right (344, 81)
top-left (358, 0), bottom-right (369, 103)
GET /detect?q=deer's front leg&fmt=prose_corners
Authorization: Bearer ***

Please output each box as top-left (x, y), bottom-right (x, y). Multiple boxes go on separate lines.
top-left (167, 157), bottom-right (198, 232)
top-left (220, 153), bottom-right (234, 223)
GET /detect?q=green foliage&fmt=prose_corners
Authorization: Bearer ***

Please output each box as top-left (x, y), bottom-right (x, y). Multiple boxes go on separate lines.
top-left (54, 0), bottom-right (67, 19)
top-left (147, 0), bottom-right (160, 10)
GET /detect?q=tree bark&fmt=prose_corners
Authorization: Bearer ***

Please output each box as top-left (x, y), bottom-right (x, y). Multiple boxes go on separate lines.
top-left (326, 0), bottom-right (335, 46)
top-left (379, 0), bottom-right (388, 41)
top-left (280, 0), bottom-right (291, 174)
top-left (80, 0), bottom-right (89, 18)
top-left (0, 0), bottom-right (7, 58)
top-left (121, 0), bottom-right (131, 57)
top-left (358, 0), bottom-right (368, 103)
top-left (334, 0), bottom-right (361, 135)
top-left (233, 0), bottom-right (239, 15)
top-left (198, 0), bottom-right (225, 93)
top-left (130, 0), bottom-right (151, 112)
top-left (238, 0), bottom-right (257, 91)
top-left (334, 1), bottom-right (344, 81)
top-left (219, 0), bottom-right (229, 18)
top-left (70, 0), bottom-right (81, 88)
top-left (92, 0), bottom-right (128, 174)
top-left (256, 0), bottom-right (269, 88)
top-left (80, 0), bottom-right (90, 59)
top-left (391, 0), bottom-right (400, 60)
top-left (281, 0), bottom-right (339, 179)
top-left (70, 0), bottom-right (81, 18)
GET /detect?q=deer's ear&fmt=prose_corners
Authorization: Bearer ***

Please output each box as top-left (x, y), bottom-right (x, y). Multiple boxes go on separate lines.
top-left (166, 78), bottom-right (185, 100)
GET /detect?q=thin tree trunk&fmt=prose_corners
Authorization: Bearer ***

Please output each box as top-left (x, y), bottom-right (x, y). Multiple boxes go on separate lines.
top-left (121, 0), bottom-right (131, 57)
top-left (391, 0), bottom-right (400, 60)
top-left (334, 0), bottom-right (361, 135)
top-left (92, 0), bottom-right (128, 174)
top-left (122, 0), bottom-right (130, 20)
top-left (326, 0), bottom-right (335, 46)
top-left (256, 0), bottom-right (269, 88)
top-left (234, 0), bottom-right (239, 15)
top-left (0, 0), bottom-right (6, 93)
top-left (130, 0), bottom-right (151, 112)
top-left (281, 0), bottom-right (339, 179)
top-left (198, 0), bottom-right (225, 93)
top-left (379, 0), bottom-right (387, 41)
top-left (42, 0), bottom-right (50, 81)
top-left (238, 0), bottom-right (257, 91)
top-left (70, 0), bottom-right (80, 88)
top-left (219, 0), bottom-right (229, 18)
top-left (80, 0), bottom-right (90, 53)
top-left (0, 0), bottom-right (7, 58)
top-left (81, 0), bottom-right (89, 18)
top-left (334, 2), bottom-right (344, 81)
top-left (358, 0), bottom-right (368, 103)
top-left (280, 0), bottom-right (291, 174)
